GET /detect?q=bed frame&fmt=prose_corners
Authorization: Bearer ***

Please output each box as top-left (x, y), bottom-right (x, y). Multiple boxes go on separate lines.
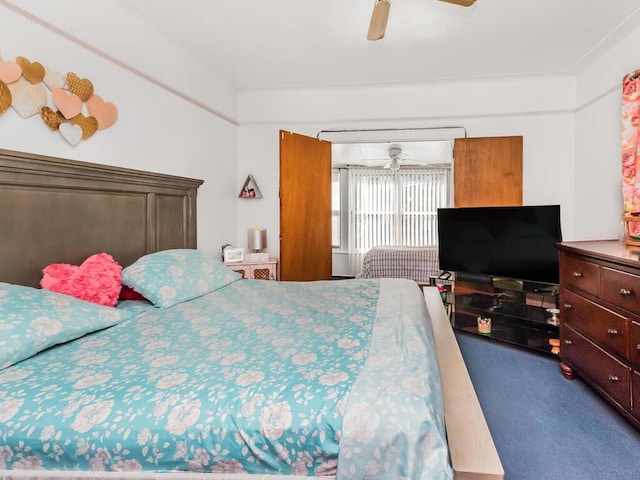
top-left (0, 148), bottom-right (503, 480)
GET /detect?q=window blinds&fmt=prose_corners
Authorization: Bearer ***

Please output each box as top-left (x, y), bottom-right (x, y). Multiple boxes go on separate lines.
top-left (347, 167), bottom-right (451, 271)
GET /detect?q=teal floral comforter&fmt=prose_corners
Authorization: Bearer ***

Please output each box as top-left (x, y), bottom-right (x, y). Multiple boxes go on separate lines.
top-left (0, 278), bottom-right (451, 479)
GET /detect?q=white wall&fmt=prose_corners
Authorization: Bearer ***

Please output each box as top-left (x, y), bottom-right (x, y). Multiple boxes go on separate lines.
top-left (237, 18), bottom-right (640, 258)
top-left (0, 4), bottom-right (239, 258)
top-left (573, 22), bottom-right (640, 241)
top-left (237, 76), bottom-right (576, 262)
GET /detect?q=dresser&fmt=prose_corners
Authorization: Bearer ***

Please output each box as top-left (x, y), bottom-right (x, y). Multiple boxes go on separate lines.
top-left (556, 240), bottom-right (640, 428)
top-left (225, 258), bottom-right (278, 280)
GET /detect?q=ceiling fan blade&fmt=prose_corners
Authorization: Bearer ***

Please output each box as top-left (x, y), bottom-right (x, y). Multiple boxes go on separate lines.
top-left (367, 0), bottom-right (390, 41)
top-left (438, 0), bottom-right (477, 6)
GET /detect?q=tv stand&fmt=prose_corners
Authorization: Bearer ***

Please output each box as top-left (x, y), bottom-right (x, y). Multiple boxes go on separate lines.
top-left (452, 273), bottom-right (560, 355)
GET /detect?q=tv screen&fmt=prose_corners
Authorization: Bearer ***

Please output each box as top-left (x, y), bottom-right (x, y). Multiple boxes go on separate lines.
top-left (437, 205), bottom-right (562, 285)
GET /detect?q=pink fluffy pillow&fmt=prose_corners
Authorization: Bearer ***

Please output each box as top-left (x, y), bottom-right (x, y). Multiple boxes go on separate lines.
top-left (41, 253), bottom-right (122, 307)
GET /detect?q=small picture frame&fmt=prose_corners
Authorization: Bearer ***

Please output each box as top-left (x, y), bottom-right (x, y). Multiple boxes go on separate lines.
top-left (224, 247), bottom-right (244, 263)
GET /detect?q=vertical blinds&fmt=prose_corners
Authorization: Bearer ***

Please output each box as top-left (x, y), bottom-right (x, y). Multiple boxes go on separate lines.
top-left (348, 167), bottom-right (451, 254)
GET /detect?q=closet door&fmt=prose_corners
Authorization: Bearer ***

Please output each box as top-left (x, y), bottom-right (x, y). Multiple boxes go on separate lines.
top-left (279, 130), bottom-right (332, 281)
top-left (454, 136), bottom-right (523, 207)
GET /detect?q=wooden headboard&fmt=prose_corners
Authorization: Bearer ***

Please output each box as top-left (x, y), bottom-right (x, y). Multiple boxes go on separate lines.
top-left (0, 149), bottom-right (203, 287)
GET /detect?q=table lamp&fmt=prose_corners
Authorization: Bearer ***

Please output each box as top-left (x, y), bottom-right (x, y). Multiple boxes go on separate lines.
top-left (248, 227), bottom-right (267, 253)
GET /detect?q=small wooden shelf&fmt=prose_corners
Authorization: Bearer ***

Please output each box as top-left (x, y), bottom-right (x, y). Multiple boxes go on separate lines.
top-left (238, 175), bottom-right (263, 198)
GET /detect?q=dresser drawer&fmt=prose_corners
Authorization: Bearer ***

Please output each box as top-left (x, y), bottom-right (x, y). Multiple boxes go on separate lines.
top-left (560, 289), bottom-right (629, 360)
top-left (601, 267), bottom-right (640, 316)
top-left (632, 322), bottom-right (640, 370)
top-left (562, 325), bottom-right (631, 410)
top-left (560, 254), bottom-right (600, 296)
top-left (633, 371), bottom-right (640, 421)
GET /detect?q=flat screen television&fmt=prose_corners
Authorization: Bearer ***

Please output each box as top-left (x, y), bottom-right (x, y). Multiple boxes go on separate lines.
top-left (437, 205), bottom-right (562, 285)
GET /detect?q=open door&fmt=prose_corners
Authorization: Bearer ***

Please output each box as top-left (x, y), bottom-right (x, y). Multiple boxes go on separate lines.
top-left (454, 136), bottom-right (523, 207)
top-left (279, 131), bottom-right (332, 281)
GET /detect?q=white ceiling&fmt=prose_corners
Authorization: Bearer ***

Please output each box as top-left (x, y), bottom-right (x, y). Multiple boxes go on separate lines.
top-left (125, 0), bottom-right (640, 90)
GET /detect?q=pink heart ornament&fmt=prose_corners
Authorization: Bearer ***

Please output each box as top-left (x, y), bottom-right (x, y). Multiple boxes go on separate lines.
top-left (43, 66), bottom-right (66, 90)
top-left (7, 77), bottom-right (47, 118)
top-left (86, 94), bottom-right (118, 130)
top-left (0, 59), bottom-right (21, 84)
top-left (52, 88), bottom-right (82, 119)
top-left (59, 122), bottom-right (83, 146)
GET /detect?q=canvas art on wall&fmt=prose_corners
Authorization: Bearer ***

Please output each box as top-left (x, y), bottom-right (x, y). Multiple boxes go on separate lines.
top-left (622, 69), bottom-right (640, 245)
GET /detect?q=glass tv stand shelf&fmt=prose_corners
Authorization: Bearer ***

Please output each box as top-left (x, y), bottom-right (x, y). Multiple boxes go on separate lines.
top-left (451, 274), bottom-right (560, 355)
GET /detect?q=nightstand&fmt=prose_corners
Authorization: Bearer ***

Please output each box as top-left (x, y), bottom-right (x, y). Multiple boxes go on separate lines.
top-left (225, 258), bottom-right (278, 280)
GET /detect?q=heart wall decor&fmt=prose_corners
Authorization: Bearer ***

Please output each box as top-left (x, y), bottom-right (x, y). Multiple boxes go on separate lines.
top-left (86, 94), bottom-right (118, 130)
top-left (66, 72), bottom-right (94, 102)
top-left (40, 106), bottom-right (66, 131)
top-left (5, 52), bottom-right (118, 145)
top-left (71, 113), bottom-right (99, 140)
top-left (7, 77), bottom-right (47, 118)
top-left (52, 87), bottom-right (82, 119)
top-left (59, 122), bottom-right (83, 146)
top-left (15, 56), bottom-right (45, 84)
top-left (0, 81), bottom-right (12, 116)
top-left (0, 59), bottom-right (21, 84)
top-left (43, 66), bottom-right (66, 90)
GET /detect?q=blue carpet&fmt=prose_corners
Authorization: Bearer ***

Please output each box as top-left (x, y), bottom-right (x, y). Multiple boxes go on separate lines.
top-left (455, 332), bottom-right (640, 480)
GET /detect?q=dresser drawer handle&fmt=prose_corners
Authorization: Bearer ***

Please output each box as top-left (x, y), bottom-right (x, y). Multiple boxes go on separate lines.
top-left (608, 375), bottom-right (620, 383)
top-left (607, 328), bottom-right (619, 336)
top-left (563, 339), bottom-right (573, 345)
top-left (619, 288), bottom-right (632, 297)
top-left (572, 272), bottom-right (583, 278)
top-left (637, 344), bottom-right (640, 351)
top-left (563, 303), bottom-right (572, 309)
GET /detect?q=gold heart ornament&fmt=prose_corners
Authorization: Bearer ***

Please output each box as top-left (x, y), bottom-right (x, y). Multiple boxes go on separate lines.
top-left (16, 56), bottom-right (45, 84)
top-left (40, 106), bottom-right (66, 131)
top-left (0, 80), bottom-right (12, 116)
top-left (71, 113), bottom-right (98, 140)
top-left (66, 72), bottom-right (94, 102)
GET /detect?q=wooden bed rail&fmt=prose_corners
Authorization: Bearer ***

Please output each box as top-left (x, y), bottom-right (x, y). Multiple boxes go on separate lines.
top-left (424, 287), bottom-right (504, 480)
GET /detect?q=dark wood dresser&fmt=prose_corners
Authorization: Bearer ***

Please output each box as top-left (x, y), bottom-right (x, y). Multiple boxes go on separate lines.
top-left (556, 240), bottom-right (640, 428)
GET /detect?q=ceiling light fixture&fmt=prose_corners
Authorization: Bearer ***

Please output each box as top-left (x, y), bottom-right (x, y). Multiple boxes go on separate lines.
top-left (367, 0), bottom-right (390, 41)
top-left (388, 157), bottom-right (401, 172)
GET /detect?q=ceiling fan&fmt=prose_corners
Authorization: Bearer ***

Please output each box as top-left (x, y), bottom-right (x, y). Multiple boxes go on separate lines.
top-left (367, 0), bottom-right (477, 41)
top-left (383, 145), bottom-right (422, 172)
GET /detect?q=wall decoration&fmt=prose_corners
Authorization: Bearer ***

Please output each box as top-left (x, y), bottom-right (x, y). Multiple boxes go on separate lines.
top-left (0, 59), bottom-right (21, 84)
top-left (66, 72), bottom-right (94, 102)
top-left (71, 112), bottom-right (98, 140)
top-left (40, 106), bottom-right (65, 130)
top-left (86, 94), bottom-right (118, 130)
top-left (0, 81), bottom-right (11, 115)
top-left (52, 87), bottom-right (82, 119)
top-left (59, 122), bottom-right (83, 146)
top-left (621, 69), bottom-right (640, 245)
top-left (7, 77), bottom-right (47, 118)
top-left (43, 67), bottom-right (66, 90)
top-left (15, 56), bottom-right (45, 84)
top-left (1, 52), bottom-right (118, 146)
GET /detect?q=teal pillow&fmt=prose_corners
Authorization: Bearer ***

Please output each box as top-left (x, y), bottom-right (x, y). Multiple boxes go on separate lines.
top-left (121, 249), bottom-right (242, 308)
top-left (0, 282), bottom-right (132, 370)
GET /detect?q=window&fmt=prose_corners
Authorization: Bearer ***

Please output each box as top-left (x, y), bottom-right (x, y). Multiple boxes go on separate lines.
top-left (332, 166), bottom-right (451, 273)
top-left (331, 170), bottom-right (341, 248)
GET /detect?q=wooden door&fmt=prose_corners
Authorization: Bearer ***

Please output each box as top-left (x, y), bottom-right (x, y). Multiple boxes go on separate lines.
top-left (279, 131), bottom-right (332, 281)
top-left (453, 136), bottom-right (523, 207)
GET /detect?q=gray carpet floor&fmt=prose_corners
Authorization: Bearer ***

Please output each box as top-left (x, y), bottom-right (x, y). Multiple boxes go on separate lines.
top-left (455, 332), bottom-right (640, 480)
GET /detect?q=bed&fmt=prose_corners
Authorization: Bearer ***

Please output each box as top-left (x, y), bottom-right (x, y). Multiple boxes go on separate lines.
top-left (0, 149), bottom-right (503, 480)
top-left (356, 246), bottom-right (442, 285)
